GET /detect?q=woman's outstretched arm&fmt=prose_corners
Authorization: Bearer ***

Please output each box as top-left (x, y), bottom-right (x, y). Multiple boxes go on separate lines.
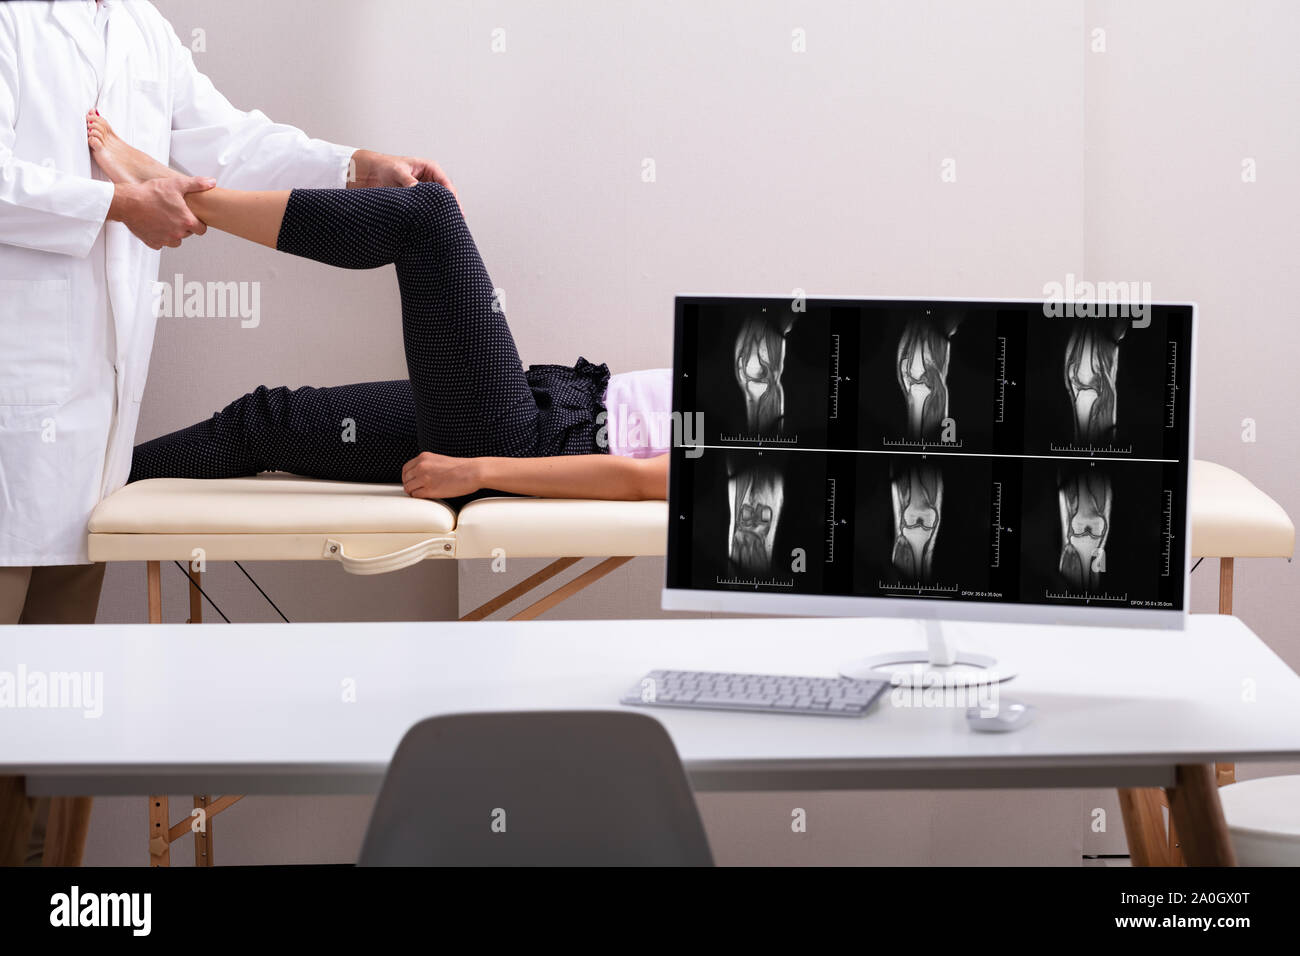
top-left (403, 452), bottom-right (668, 501)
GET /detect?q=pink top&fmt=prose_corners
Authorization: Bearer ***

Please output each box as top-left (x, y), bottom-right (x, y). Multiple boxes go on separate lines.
top-left (603, 368), bottom-right (673, 458)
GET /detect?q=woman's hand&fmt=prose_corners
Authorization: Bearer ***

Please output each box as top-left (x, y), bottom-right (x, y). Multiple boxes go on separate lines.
top-left (401, 452), bottom-right (482, 500)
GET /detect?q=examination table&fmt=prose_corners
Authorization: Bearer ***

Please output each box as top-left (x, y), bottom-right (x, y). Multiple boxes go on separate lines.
top-left (85, 473), bottom-right (666, 865)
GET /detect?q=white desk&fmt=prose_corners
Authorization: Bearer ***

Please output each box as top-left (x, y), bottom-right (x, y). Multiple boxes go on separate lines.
top-left (4, 614), bottom-right (1299, 864)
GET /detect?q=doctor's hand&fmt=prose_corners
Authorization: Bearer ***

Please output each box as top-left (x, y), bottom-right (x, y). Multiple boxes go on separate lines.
top-left (348, 149), bottom-right (460, 204)
top-left (107, 176), bottom-right (216, 250)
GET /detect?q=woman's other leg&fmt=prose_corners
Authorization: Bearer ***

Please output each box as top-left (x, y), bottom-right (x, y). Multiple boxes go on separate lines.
top-left (129, 380), bottom-right (421, 483)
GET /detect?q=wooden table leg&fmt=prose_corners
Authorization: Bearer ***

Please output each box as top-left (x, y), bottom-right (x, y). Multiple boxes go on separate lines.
top-left (0, 775), bottom-right (36, 867)
top-left (148, 796), bottom-right (170, 867)
top-left (42, 797), bottom-right (93, 866)
top-left (188, 568), bottom-right (202, 625)
top-left (146, 563), bottom-right (170, 866)
top-left (147, 560), bottom-right (162, 624)
top-left (186, 571), bottom-right (215, 866)
top-left (1218, 557), bottom-right (1234, 615)
top-left (1166, 764), bottom-right (1237, 866)
top-left (193, 795), bottom-right (214, 867)
top-left (1215, 558), bottom-right (1237, 786)
top-left (509, 557), bottom-right (633, 620)
top-left (1118, 787), bottom-right (1172, 866)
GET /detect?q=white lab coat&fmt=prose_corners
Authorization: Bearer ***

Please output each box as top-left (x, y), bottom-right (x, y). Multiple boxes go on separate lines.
top-left (0, 0), bottom-right (354, 564)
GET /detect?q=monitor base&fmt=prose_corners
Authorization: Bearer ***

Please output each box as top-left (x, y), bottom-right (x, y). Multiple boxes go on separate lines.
top-left (838, 619), bottom-right (1016, 686)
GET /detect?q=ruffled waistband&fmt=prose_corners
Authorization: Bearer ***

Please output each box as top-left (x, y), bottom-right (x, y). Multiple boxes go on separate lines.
top-left (524, 356), bottom-right (611, 456)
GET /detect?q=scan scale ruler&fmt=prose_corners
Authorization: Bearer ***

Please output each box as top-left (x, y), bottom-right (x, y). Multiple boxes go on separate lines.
top-left (995, 335), bottom-right (1008, 424)
top-left (1043, 589), bottom-right (1129, 604)
top-left (828, 333), bottom-right (842, 420)
top-left (881, 437), bottom-right (964, 449)
top-left (1161, 489), bottom-right (1174, 577)
top-left (1048, 441), bottom-right (1133, 456)
top-left (719, 434), bottom-right (799, 445)
top-left (824, 478), bottom-right (837, 563)
top-left (878, 581), bottom-right (959, 598)
top-left (1165, 340), bottom-right (1179, 429)
top-left (990, 481), bottom-right (1003, 568)
top-left (716, 576), bottom-right (795, 589)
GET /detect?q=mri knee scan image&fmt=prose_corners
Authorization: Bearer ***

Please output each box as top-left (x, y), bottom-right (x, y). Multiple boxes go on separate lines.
top-left (670, 447), bottom-right (829, 592)
top-left (727, 461), bottom-right (785, 575)
top-left (1056, 466), bottom-right (1113, 593)
top-left (733, 313), bottom-right (795, 436)
top-left (890, 462), bottom-right (944, 583)
top-left (856, 304), bottom-right (1001, 454)
top-left (895, 314), bottom-right (962, 441)
top-left (1063, 318), bottom-right (1127, 446)
top-left (850, 453), bottom-right (1013, 598)
top-left (1023, 311), bottom-right (1182, 461)
top-left (1017, 459), bottom-right (1183, 606)
top-left (684, 300), bottom-right (834, 448)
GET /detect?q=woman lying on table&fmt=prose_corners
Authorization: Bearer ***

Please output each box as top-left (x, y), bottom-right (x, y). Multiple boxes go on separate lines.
top-left (89, 112), bottom-right (670, 503)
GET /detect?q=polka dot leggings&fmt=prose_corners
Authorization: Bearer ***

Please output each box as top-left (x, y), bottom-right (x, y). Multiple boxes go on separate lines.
top-left (129, 183), bottom-right (605, 485)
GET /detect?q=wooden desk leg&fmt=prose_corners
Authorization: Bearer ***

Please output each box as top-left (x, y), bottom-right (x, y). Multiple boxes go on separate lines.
top-left (1215, 558), bottom-right (1237, 786)
top-left (42, 796), bottom-right (93, 866)
top-left (1168, 818), bottom-right (1185, 866)
top-left (0, 775), bottom-right (36, 867)
top-left (1166, 764), bottom-right (1237, 866)
top-left (1165, 553), bottom-right (1238, 863)
top-left (1118, 788), bottom-right (1172, 866)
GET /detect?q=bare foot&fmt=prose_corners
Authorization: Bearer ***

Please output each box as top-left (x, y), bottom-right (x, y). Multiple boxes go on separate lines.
top-left (87, 111), bottom-right (180, 184)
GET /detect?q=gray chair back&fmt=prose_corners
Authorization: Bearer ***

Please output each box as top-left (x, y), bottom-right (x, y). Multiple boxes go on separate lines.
top-left (358, 710), bottom-right (713, 866)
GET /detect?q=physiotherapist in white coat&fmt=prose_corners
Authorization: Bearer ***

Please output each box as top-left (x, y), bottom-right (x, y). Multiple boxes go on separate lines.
top-left (0, 0), bottom-right (456, 865)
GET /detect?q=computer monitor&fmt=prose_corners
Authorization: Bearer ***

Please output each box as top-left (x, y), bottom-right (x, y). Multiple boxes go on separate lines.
top-left (662, 295), bottom-right (1196, 682)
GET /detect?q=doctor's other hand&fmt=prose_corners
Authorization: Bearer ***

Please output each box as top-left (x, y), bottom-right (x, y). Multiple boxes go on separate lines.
top-left (402, 452), bottom-right (481, 500)
top-left (107, 176), bottom-right (216, 250)
top-left (348, 148), bottom-right (460, 202)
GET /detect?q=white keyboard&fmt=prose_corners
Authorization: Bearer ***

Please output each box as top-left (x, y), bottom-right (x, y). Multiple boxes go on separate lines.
top-left (621, 669), bottom-right (890, 717)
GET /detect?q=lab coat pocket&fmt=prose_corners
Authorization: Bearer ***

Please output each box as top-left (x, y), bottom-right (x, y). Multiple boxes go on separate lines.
top-left (131, 77), bottom-right (170, 150)
top-left (0, 279), bottom-right (72, 405)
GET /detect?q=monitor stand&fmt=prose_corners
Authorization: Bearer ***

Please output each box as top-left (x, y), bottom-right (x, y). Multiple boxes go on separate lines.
top-left (838, 618), bottom-right (1015, 686)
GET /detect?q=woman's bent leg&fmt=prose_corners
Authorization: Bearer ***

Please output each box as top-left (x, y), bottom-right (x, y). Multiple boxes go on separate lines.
top-left (273, 184), bottom-right (539, 458)
top-left (129, 380), bottom-right (421, 484)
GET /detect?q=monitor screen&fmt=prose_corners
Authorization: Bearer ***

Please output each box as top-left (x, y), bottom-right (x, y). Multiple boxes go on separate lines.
top-left (664, 296), bottom-right (1196, 627)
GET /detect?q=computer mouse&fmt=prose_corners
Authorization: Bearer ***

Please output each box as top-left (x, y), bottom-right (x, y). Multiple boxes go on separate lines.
top-left (966, 698), bottom-right (1036, 733)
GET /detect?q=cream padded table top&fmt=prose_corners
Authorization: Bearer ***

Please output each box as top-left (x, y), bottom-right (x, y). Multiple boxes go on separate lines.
top-left (87, 459), bottom-right (1291, 568)
top-left (1189, 460), bottom-right (1294, 558)
top-left (454, 496), bottom-right (667, 558)
top-left (87, 473), bottom-right (668, 565)
top-left (89, 474), bottom-right (457, 535)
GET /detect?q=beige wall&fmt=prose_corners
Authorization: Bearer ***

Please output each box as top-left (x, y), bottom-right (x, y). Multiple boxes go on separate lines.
top-left (85, 0), bottom-right (1297, 865)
